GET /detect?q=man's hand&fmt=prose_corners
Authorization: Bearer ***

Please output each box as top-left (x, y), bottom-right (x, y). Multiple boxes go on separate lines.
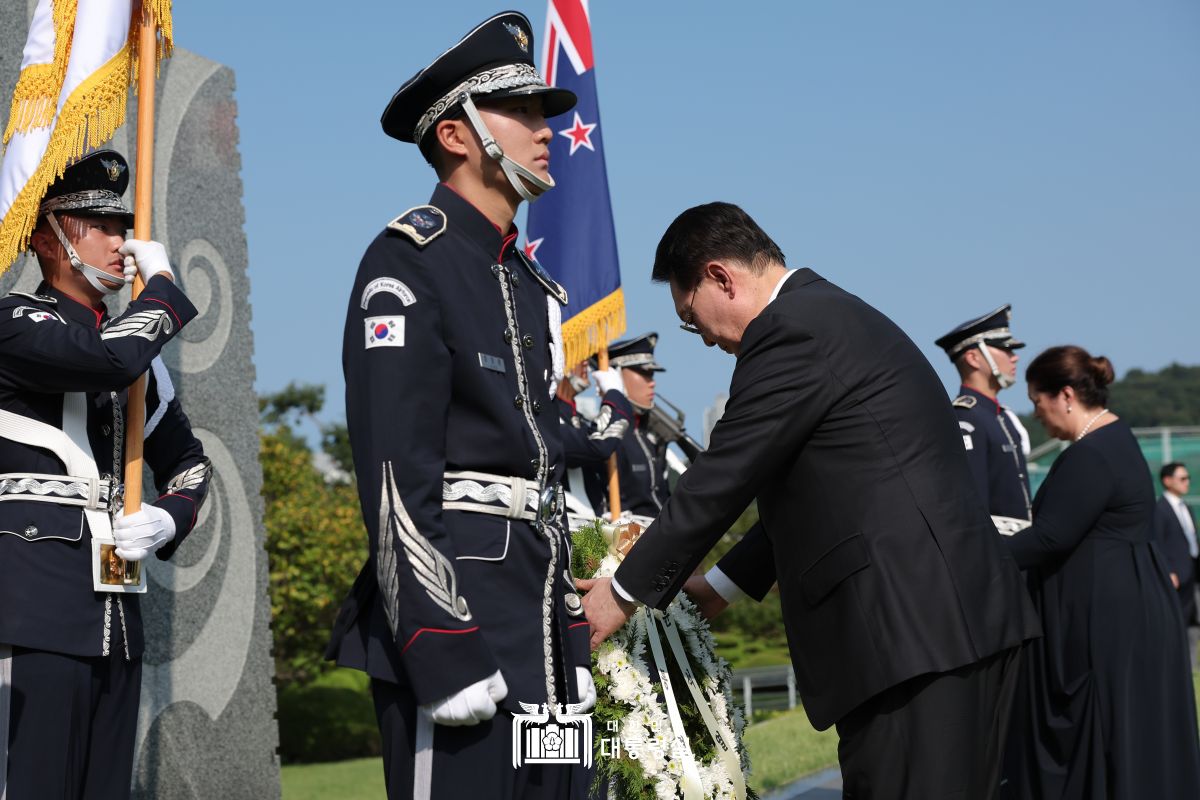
top-left (113, 503), bottom-right (176, 561)
top-left (421, 670), bottom-right (508, 727)
top-left (682, 574), bottom-right (729, 620)
top-left (119, 239), bottom-right (175, 283)
top-left (577, 576), bottom-right (637, 650)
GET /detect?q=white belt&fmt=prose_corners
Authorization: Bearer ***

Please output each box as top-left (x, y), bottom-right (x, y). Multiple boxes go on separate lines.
top-left (0, 472), bottom-right (113, 510)
top-left (443, 470), bottom-right (542, 521)
top-left (0, 402), bottom-right (112, 541)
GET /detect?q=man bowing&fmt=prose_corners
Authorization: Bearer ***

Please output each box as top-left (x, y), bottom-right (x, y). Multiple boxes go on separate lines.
top-left (581, 202), bottom-right (1040, 799)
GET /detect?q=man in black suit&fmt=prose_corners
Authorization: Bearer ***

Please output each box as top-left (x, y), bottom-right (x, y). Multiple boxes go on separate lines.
top-left (580, 202), bottom-right (1040, 798)
top-left (1154, 462), bottom-right (1197, 628)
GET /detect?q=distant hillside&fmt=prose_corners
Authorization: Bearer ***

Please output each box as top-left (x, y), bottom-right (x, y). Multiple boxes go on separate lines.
top-left (1020, 363), bottom-right (1200, 448)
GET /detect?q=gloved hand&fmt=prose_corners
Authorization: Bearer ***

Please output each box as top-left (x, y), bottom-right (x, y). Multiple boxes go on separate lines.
top-left (422, 670), bottom-right (508, 726)
top-left (575, 666), bottom-right (596, 713)
top-left (112, 502), bottom-right (176, 561)
top-left (591, 367), bottom-right (625, 396)
top-left (119, 239), bottom-right (174, 283)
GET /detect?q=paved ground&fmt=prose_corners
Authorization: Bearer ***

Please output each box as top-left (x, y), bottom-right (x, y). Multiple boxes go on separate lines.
top-left (765, 767), bottom-right (842, 799)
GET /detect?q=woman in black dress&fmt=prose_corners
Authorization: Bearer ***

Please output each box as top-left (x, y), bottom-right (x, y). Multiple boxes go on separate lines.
top-left (1002, 345), bottom-right (1200, 798)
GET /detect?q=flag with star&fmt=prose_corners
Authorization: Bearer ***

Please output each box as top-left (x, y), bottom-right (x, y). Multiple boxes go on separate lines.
top-left (526, 0), bottom-right (625, 368)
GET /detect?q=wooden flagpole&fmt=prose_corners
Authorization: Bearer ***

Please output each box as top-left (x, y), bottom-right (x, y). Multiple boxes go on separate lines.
top-left (597, 344), bottom-right (622, 517)
top-left (122, 4), bottom-right (159, 514)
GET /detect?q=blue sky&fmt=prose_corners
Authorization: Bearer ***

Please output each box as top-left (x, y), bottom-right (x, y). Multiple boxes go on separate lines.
top-left (175, 0), bottom-right (1199, 438)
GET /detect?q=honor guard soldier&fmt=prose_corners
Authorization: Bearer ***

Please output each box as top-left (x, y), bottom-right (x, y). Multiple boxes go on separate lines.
top-left (935, 305), bottom-right (1032, 532)
top-left (324, 13), bottom-right (595, 800)
top-left (591, 333), bottom-right (672, 518)
top-left (0, 150), bottom-right (211, 799)
top-left (555, 364), bottom-right (632, 514)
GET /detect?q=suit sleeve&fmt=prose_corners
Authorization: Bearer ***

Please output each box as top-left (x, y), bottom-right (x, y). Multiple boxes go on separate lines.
top-left (957, 409), bottom-right (990, 513)
top-left (715, 520), bottom-right (777, 601)
top-left (1001, 445), bottom-right (1112, 570)
top-left (560, 390), bottom-right (632, 466)
top-left (1152, 500), bottom-right (1188, 578)
top-left (616, 312), bottom-right (840, 608)
top-left (141, 363), bottom-right (212, 561)
top-left (346, 236), bottom-right (497, 705)
top-left (0, 276), bottom-right (196, 393)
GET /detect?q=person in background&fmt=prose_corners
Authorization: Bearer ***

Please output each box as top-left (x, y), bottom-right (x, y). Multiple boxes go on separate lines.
top-left (1154, 461), bottom-right (1197, 660)
top-left (935, 304), bottom-right (1032, 531)
top-left (1001, 346), bottom-right (1200, 798)
top-left (555, 362), bottom-right (631, 513)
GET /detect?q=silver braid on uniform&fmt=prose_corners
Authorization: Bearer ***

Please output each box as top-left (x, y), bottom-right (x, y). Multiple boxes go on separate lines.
top-left (413, 63), bottom-right (545, 143)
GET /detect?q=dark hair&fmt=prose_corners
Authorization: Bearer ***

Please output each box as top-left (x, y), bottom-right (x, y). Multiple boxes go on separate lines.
top-left (651, 202), bottom-right (786, 290)
top-left (1161, 461), bottom-right (1187, 483)
top-left (1025, 345), bottom-right (1116, 408)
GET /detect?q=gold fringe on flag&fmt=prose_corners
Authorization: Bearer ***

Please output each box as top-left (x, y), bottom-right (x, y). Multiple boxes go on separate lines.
top-left (0, 2), bottom-right (174, 274)
top-left (3, 0), bottom-right (79, 143)
top-left (561, 287), bottom-right (627, 369)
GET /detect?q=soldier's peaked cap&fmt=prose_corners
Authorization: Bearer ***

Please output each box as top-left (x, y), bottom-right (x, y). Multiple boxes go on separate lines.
top-left (381, 11), bottom-right (576, 146)
top-left (38, 149), bottom-right (133, 226)
top-left (935, 304), bottom-right (1025, 360)
top-left (591, 332), bottom-right (666, 373)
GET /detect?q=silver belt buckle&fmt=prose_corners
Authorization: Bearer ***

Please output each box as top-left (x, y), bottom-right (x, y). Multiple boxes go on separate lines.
top-left (538, 485), bottom-right (563, 522)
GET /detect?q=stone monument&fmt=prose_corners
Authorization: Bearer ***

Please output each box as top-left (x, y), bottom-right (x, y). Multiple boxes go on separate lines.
top-left (0, 2), bottom-right (280, 797)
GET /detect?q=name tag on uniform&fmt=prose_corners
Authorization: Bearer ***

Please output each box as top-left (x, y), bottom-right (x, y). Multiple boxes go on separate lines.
top-left (478, 353), bottom-right (506, 373)
top-left (632, 464), bottom-right (648, 473)
top-left (1001, 444), bottom-right (1015, 453)
top-left (365, 316), bottom-right (404, 348)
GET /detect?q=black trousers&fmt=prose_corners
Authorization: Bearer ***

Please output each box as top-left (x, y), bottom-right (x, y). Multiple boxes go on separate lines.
top-left (836, 647), bottom-right (1021, 800)
top-left (372, 678), bottom-right (588, 800)
top-left (2, 645), bottom-right (142, 800)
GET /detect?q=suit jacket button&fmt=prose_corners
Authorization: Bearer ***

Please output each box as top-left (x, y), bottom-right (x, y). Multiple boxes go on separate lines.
top-left (503, 328), bottom-right (514, 344)
top-left (23, 525), bottom-right (37, 538)
top-left (513, 396), bottom-right (525, 409)
top-left (532, 400), bottom-right (542, 415)
top-left (522, 334), bottom-right (535, 350)
top-left (511, 272), bottom-right (520, 286)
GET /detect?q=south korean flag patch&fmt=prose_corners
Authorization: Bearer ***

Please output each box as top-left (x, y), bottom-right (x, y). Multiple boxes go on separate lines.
top-left (365, 316), bottom-right (404, 349)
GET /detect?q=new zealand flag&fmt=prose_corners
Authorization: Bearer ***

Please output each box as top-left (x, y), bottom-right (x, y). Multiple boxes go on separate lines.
top-left (526, 0), bottom-right (625, 368)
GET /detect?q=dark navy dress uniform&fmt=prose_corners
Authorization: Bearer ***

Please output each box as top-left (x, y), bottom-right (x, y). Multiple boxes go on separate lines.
top-left (0, 279), bottom-right (210, 799)
top-left (556, 390), bottom-right (631, 512)
top-left (951, 386), bottom-right (1032, 522)
top-left (326, 183), bottom-right (593, 799)
top-left (590, 333), bottom-right (671, 518)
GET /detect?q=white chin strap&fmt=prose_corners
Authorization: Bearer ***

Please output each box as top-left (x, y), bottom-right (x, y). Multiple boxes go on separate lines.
top-left (458, 93), bottom-right (554, 203)
top-left (977, 342), bottom-right (1015, 389)
top-left (45, 212), bottom-right (126, 296)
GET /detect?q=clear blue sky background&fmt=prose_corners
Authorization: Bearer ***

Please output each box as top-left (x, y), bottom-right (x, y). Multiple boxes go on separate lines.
top-left (175, 0), bottom-right (1199, 438)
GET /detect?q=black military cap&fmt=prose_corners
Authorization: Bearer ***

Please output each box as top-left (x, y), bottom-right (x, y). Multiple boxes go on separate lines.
top-left (593, 332), bottom-right (666, 372)
top-left (38, 149), bottom-right (133, 226)
top-left (381, 11), bottom-right (576, 146)
top-left (935, 304), bottom-right (1025, 360)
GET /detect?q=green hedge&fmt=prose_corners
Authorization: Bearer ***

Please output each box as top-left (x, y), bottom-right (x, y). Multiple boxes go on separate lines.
top-left (277, 669), bottom-right (380, 764)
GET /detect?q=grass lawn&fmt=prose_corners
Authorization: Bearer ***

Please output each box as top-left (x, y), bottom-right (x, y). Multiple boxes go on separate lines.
top-left (282, 758), bottom-right (385, 800)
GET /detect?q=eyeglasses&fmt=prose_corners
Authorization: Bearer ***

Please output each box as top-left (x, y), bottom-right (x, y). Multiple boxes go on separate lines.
top-left (679, 282), bottom-right (701, 335)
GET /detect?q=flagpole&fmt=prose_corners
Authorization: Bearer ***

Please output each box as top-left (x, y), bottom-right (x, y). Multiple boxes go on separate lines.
top-left (597, 344), bottom-right (622, 517)
top-left (122, 3), bottom-right (159, 514)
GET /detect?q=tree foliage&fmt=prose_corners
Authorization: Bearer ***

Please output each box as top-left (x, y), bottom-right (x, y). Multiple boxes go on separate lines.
top-left (260, 384), bottom-right (365, 684)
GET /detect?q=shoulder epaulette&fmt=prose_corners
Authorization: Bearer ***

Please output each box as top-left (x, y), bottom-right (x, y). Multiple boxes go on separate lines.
top-left (515, 249), bottom-right (568, 305)
top-left (952, 394), bottom-right (977, 410)
top-left (386, 205), bottom-right (447, 247)
top-left (7, 291), bottom-right (57, 305)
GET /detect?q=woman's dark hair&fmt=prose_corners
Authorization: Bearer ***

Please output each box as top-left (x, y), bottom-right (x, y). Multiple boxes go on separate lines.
top-left (651, 202), bottom-right (786, 290)
top-left (1025, 345), bottom-right (1116, 408)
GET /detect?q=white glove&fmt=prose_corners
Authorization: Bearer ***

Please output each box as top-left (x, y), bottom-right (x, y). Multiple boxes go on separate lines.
top-left (112, 502), bottom-right (176, 561)
top-left (422, 670), bottom-right (508, 727)
top-left (119, 239), bottom-right (174, 283)
top-left (575, 666), bottom-right (596, 713)
top-left (592, 367), bottom-right (625, 396)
